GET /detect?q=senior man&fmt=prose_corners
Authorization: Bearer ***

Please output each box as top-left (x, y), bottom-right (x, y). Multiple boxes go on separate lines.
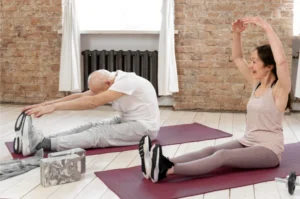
top-left (16, 69), bottom-right (160, 156)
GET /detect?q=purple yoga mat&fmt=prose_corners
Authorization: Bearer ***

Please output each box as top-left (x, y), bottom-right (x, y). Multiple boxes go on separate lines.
top-left (5, 123), bottom-right (232, 159)
top-left (95, 143), bottom-right (300, 199)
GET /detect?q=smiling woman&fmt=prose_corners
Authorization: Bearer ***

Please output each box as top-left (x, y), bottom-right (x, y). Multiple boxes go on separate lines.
top-left (76, 0), bottom-right (162, 31)
top-left (232, 17), bottom-right (291, 112)
top-left (249, 45), bottom-right (277, 84)
top-left (135, 17), bottom-right (293, 184)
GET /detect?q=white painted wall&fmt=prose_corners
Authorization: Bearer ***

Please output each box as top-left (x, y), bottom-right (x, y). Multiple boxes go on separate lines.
top-left (81, 34), bottom-right (159, 51)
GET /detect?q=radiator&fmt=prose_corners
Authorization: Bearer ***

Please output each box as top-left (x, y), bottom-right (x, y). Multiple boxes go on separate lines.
top-left (81, 50), bottom-right (158, 94)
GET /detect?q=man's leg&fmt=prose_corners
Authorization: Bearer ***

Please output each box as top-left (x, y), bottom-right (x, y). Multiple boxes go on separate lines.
top-left (25, 117), bottom-right (122, 154)
top-left (48, 116), bottom-right (122, 138)
top-left (170, 140), bottom-right (245, 164)
top-left (51, 120), bottom-right (155, 151)
top-left (36, 117), bottom-right (122, 150)
top-left (173, 146), bottom-right (279, 176)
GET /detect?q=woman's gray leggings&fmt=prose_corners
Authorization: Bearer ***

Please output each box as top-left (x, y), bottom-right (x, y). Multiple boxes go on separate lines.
top-left (171, 140), bottom-right (279, 176)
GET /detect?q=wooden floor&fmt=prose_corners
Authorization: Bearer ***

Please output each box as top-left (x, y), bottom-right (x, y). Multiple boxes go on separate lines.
top-left (0, 104), bottom-right (299, 199)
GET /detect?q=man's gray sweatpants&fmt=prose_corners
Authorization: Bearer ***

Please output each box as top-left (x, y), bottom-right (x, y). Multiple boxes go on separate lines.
top-left (49, 116), bottom-right (158, 151)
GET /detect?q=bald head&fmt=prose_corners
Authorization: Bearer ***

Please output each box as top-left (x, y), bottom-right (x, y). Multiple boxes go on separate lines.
top-left (88, 70), bottom-right (114, 94)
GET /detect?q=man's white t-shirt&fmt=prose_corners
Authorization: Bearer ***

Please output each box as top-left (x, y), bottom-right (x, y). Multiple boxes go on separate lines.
top-left (108, 70), bottom-right (160, 131)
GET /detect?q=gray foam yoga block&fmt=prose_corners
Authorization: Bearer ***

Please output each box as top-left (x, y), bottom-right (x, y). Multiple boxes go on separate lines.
top-left (48, 148), bottom-right (86, 173)
top-left (40, 154), bottom-right (81, 187)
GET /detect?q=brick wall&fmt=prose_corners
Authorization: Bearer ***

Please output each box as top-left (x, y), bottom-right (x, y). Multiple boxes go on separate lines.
top-left (174, 0), bottom-right (293, 111)
top-left (0, 0), bottom-right (294, 111)
top-left (0, 0), bottom-right (64, 104)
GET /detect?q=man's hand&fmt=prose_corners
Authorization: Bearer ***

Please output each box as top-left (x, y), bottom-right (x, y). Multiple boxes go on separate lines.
top-left (23, 102), bottom-right (47, 112)
top-left (25, 105), bottom-right (55, 118)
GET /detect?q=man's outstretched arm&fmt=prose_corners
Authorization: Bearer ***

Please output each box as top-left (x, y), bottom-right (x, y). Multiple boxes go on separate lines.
top-left (23, 90), bottom-right (94, 111)
top-left (26, 90), bottom-right (124, 117)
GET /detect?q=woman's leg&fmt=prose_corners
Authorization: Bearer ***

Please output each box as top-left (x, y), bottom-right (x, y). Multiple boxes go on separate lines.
top-left (172, 146), bottom-right (279, 175)
top-left (170, 140), bottom-right (244, 164)
top-left (150, 144), bottom-right (279, 182)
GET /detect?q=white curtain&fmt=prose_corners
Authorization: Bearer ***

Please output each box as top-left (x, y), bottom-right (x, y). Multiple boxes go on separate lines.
top-left (59, 0), bottom-right (81, 92)
top-left (295, 50), bottom-right (300, 98)
top-left (158, 0), bottom-right (178, 96)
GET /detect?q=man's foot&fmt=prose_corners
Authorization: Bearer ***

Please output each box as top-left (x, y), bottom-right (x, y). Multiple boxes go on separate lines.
top-left (150, 144), bottom-right (174, 183)
top-left (13, 112), bottom-right (27, 154)
top-left (21, 116), bottom-right (45, 156)
top-left (139, 135), bottom-right (152, 179)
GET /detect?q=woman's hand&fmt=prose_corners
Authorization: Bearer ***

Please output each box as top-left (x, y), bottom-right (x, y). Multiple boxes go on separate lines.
top-left (241, 16), bottom-right (271, 31)
top-left (25, 105), bottom-right (55, 118)
top-left (232, 19), bottom-right (247, 33)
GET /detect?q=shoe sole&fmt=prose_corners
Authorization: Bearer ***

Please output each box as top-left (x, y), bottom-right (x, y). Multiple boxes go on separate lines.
top-left (21, 116), bottom-right (32, 156)
top-left (151, 144), bottom-right (161, 183)
top-left (139, 135), bottom-right (151, 179)
top-left (13, 112), bottom-right (27, 154)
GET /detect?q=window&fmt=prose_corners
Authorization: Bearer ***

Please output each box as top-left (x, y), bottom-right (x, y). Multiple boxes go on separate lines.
top-left (76, 0), bottom-right (162, 31)
top-left (294, 0), bottom-right (300, 36)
